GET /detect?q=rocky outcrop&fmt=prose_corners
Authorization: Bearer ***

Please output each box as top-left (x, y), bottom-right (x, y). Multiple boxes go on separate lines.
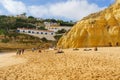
top-left (57, 0), bottom-right (120, 48)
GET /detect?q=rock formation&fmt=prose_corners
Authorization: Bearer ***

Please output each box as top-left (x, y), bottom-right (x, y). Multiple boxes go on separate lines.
top-left (57, 0), bottom-right (120, 48)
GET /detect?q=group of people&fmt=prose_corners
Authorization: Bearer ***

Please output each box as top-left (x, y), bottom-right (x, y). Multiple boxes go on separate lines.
top-left (83, 47), bottom-right (98, 51)
top-left (31, 47), bottom-right (42, 53)
top-left (16, 49), bottom-right (25, 55)
top-left (16, 46), bottom-right (98, 55)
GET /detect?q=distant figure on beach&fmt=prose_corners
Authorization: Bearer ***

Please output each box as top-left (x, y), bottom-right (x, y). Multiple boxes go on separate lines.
top-left (116, 42), bottom-right (119, 46)
top-left (38, 49), bottom-right (41, 53)
top-left (16, 49), bottom-right (19, 55)
top-left (83, 48), bottom-right (92, 51)
top-left (73, 48), bottom-right (79, 51)
top-left (32, 48), bottom-right (35, 52)
top-left (21, 49), bottom-right (25, 54)
top-left (109, 43), bottom-right (112, 47)
top-left (16, 49), bottom-right (21, 55)
top-left (94, 47), bottom-right (98, 51)
top-left (56, 48), bottom-right (64, 54)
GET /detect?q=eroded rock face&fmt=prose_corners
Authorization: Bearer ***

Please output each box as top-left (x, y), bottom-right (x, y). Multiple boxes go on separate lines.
top-left (57, 0), bottom-right (120, 48)
top-left (116, 0), bottom-right (120, 4)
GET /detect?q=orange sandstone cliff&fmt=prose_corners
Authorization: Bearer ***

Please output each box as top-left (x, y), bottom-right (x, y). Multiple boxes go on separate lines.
top-left (57, 0), bottom-right (120, 48)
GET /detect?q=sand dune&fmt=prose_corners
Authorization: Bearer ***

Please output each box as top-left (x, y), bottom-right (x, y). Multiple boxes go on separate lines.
top-left (0, 47), bottom-right (120, 80)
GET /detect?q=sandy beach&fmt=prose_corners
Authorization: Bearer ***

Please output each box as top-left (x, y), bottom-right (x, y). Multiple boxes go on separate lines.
top-left (0, 47), bottom-right (120, 80)
top-left (0, 52), bottom-right (26, 68)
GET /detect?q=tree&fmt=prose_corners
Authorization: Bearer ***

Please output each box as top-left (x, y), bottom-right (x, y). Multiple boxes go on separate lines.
top-left (28, 16), bottom-right (35, 19)
top-left (38, 26), bottom-right (47, 30)
top-left (60, 21), bottom-right (74, 26)
top-left (51, 19), bottom-right (57, 23)
top-left (41, 37), bottom-right (48, 42)
top-left (1, 38), bottom-right (9, 43)
top-left (0, 29), bottom-right (6, 35)
top-left (22, 12), bottom-right (26, 16)
top-left (54, 35), bottom-right (62, 41)
top-left (0, 29), bottom-right (8, 38)
top-left (56, 29), bottom-right (67, 34)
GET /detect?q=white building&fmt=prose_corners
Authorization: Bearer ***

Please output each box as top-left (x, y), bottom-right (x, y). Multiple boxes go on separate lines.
top-left (16, 14), bottom-right (27, 19)
top-left (17, 22), bottom-right (72, 41)
top-left (45, 26), bottom-right (71, 32)
top-left (17, 28), bottom-right (55, 41)
top-left (44, 22), bottom-right (71, 32)
top-left (44, 22), bottom-right (59, 27)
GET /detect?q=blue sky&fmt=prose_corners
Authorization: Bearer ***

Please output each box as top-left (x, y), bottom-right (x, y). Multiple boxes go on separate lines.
top-left (24, 0), bottom-right (114, 7)
top-left (20, 0), bottom-right (114, 7)
top-left (0, 0), bottom-right (115, 21)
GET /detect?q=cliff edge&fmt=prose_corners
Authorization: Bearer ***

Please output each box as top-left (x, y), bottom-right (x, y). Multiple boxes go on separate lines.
top-left (57, 0), bottom-right (120, 48)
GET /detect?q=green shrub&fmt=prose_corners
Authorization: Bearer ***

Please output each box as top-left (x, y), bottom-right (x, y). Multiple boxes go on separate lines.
top-left (1, 38), bottom-right (10, 43)
top-left (54, 35), bottom-right (62, 41)
top-left (41, 37), bottom-right (48, 42)
top-left (38, 26), bottom-right (47, 30)
top-left (55, 29), bottom-right (66, 34)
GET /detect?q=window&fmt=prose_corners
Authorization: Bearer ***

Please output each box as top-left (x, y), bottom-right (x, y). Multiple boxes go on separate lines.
top-left (45, 33), bottom-right (47, 35)
top-left (28, 31), bottom-right (31, 33)
top-left (51, 33), bottom-right (53, 35)
top-left (41, 32), bottom-right (43, 34)
top-left (17, 30), bottom-right (20, 32)
top-left (23, 30), bottom-right (25, 33)
top-left (37, 32), bottom-right (39, 34)
top-left (32, 31), bottom-right (34, 34)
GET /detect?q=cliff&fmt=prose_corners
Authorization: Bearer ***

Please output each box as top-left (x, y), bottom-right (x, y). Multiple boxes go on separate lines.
top-left (57, 0), bottom-right (120, 48)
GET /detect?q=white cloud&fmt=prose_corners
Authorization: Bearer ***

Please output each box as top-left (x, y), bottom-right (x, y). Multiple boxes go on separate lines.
top-left (49, 0), bottom-right (105, 20)
top-left (0, 0), bottom-right (27, 15)
top-left (28, 6), bottom-right (48, 17)
top-left (0, 0), bottom-right (106, 20)
top-left (28, 0), bottom-right (106, 20)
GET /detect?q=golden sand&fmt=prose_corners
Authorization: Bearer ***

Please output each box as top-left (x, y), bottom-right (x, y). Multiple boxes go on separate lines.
top-left (0, 47), bottom-right (120, 80)
top-left (0, 52), bottom-right (26, 68)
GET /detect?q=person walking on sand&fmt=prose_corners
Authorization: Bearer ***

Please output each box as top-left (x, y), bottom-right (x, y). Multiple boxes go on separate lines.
top-left (21, 49), bottom-right (25, 54)
top-left (16, 49), bottom-right (21, 55)
top-left (94, 47), bottom-right (98, 51)
top-left (16, 49), bottom-right (19, 55)
top-left (32, 48), bottom-right (35, 52)
top-left (19, 49), bottom-right (22, 55)
top-left (38, 49), bottom-right (41, 53)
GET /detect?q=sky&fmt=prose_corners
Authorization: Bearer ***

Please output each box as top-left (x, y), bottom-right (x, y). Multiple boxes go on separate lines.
top-left (0, 0), bottom-right (115, 21)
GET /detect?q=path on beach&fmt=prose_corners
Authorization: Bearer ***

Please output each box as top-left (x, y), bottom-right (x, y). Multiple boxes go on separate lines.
top-left (0, 52), bottom-right (26, 68)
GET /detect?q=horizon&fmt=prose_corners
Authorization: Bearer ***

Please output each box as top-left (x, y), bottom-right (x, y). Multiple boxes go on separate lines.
top-left (0, 0), bottom-right (115, 21)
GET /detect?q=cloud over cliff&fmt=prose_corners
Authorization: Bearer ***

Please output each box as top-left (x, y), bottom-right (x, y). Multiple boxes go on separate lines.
top-left (0, 0), bottom-right (106, 20)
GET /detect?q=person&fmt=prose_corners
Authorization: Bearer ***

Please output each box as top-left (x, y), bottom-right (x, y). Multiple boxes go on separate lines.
top-left (32, 48), bottom-right (35, 52)
top-left (16, 49), bottom-right (21, 55)
top-left (21, 49), bottom-right (24, 54)
top-left (56, 48), bottom-right (64, 53)
top-left (109, 43), bottom-right (112, 47)
top-left (16, 49), bottom-right (19, 55)
top-left (38, 49), bottom-right (41, 53)
top-left (19, 49), bottom-right (21, 55)
top-left (73, 48), bottom-right (79, 51)
top-left (94, 47), bottom-right (98, 51)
